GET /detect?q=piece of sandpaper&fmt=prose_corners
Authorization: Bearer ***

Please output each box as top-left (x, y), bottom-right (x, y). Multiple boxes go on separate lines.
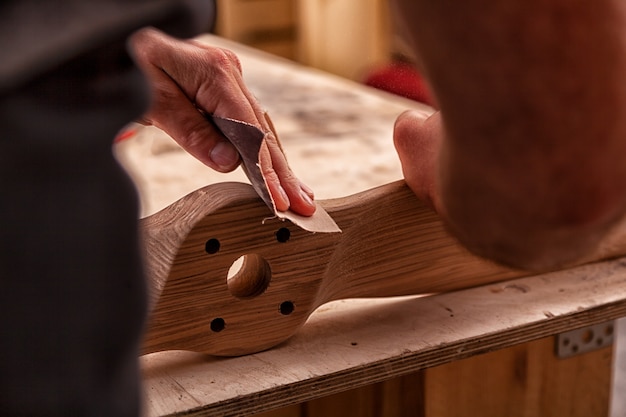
top-left (209, 114), bottom-right (341, 234)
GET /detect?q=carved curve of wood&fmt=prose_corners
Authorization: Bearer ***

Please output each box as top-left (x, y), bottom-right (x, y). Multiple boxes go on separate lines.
top-left (139, 180), bottom-right (626, 356)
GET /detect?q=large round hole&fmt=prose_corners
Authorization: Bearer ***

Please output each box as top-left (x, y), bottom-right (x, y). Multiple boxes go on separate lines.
top-left (227, 254), bottom-right (271, 299)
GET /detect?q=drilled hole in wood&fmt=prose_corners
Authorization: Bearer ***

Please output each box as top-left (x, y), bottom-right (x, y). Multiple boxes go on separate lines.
top-left (279, 301), bottom-right (295, 315)
top-left (205, 238), bottom-right (220, 254)
top-left (227, 254), bottom-right (272, 299)
top-left (276, 227), bottom-right (291, 243)
top-left (210, 318), bottom-right (225, 332)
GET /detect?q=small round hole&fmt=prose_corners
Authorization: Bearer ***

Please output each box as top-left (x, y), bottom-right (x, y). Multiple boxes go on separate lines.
top-left (210, 318), bottom-right (225, 332)
top-left (279, 301), bottom-right (295, 315)
top-left (276, 227), bottom-right (291, 243)
top-left (227, 254), bottom-right (272, 299)
top-left (205, 238), bottom-right (221, 254)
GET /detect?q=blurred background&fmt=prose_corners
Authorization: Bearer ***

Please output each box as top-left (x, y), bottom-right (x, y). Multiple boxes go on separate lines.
top-left (213, 0), bottom-right (433, 106)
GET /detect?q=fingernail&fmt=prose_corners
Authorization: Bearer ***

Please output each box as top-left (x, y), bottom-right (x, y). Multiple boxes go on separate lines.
top-left (279, 185), bottom-right (289, 204)
top-left (300, 182), bottom-right (314, 199)
top-left (300, 189), bottom-right (314, 206)
top-left (210, 141), bottom-right (239, 169)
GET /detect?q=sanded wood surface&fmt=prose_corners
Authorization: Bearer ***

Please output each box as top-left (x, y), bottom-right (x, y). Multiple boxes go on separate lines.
top-left (141, 180), bottom-right (524, 356)
top-left (141, 178), bottom-right (626, 357)
top-left (142, 258), bottom-right (626, 416)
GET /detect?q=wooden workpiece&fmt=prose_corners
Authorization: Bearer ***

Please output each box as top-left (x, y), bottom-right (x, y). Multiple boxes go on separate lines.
top-left (141, 180), bottom-right (524, 356)
top-left (140, 178), bottom-right (626, 357)
top-left (115, 36), bottom-right (626, 416)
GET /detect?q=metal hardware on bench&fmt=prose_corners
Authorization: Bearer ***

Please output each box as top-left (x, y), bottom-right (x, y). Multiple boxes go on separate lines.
top-left (556, 321), bottom-right (614, 358)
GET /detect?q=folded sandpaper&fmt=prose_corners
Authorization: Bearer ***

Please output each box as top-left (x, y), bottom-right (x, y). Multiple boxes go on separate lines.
top-left (209, 114), bottom-right (341, 234)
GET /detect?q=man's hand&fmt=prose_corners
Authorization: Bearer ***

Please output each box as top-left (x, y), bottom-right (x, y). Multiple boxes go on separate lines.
top-left (128, 28), bottom-right (315, 216)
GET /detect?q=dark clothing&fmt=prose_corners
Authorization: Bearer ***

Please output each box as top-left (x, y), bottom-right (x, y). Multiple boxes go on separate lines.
top-left (0, 79), bottom-right (148, 417)
top-left (0, 1), bottom-right (215, 415)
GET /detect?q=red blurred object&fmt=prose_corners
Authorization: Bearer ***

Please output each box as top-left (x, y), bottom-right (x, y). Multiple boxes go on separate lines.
top-left (113, 128), bottom-right (136, 143)
top-left (364, 61), bottom-right (434, 106)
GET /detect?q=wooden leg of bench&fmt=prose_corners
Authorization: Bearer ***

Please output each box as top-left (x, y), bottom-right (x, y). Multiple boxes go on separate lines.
top-left (254, 335), bottom-right (613, 417)
top-left (303, 372), bottom-right (426, 417)
top-left (424, 336), bottom-right (613, 417)
top-left (253, 404), bottom-right (302, 417)
top-left (253, 372), bottom-right (426, 417)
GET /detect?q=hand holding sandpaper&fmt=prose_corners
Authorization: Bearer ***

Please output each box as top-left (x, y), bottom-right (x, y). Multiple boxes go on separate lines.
top-left (210, 113), bottom-right (341, 233)
top-left (130, 28), bottom-right (331, 226)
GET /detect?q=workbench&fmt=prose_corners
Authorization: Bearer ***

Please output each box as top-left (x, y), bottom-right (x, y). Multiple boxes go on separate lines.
top-left (115, 35), bottom-right (626, 417)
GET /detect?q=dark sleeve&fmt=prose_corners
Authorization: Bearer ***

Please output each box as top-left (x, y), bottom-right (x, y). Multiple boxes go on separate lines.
top-left (0, 75), bottom-right (147, 417)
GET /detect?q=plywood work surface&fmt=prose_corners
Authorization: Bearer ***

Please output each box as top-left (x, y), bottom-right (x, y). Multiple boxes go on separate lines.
top-left (141, 260), bottom-right (626, 416)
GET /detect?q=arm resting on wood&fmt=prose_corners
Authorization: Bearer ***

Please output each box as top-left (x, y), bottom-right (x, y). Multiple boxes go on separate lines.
top-left (393, 0), bottom-right (626, 271)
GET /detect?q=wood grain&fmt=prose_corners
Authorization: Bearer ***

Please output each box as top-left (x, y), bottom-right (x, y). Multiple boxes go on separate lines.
top-left (424, 336), bottom-right (612, 417)
top-left (140, 180), bottom-right (626, 356)
top-left (140, 181), bottom-right (515, 356)
top-left (300, 371), bottom-right (426, 417)
top-left (266, 334), bottom-right (612, 417)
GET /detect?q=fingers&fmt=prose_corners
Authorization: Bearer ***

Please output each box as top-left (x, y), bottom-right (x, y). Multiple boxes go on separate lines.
top-left (393, 110), bottom-right (443, 212)
top-left (165, 33), bottom-right (315, 215)
top-left (261, 113), bottom-right (316, 216)
top-left (284, 180), bottom-right (316, 217)
top-left (129, 28), bottom-right (316, 215)
top-left (259, 136), bottom-right (316, 216)
top-left (130, 28), bottom-right (241, 172)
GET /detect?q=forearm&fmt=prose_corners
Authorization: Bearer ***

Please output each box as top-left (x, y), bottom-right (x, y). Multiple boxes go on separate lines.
top-left (395, 0), bottom-right (626, 269)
